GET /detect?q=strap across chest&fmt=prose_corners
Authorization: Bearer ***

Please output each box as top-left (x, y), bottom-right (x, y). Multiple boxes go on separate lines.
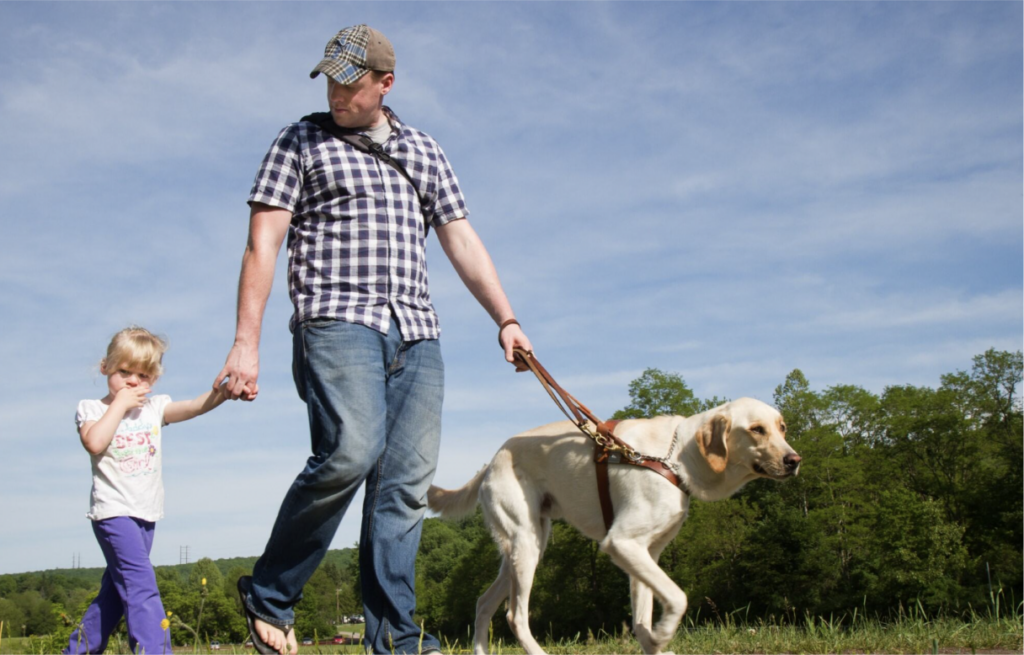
top-left (300, 112), bottom-right (428, 210)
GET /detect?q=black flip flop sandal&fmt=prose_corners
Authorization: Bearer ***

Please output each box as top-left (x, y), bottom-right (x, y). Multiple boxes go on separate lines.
top-left (237, 575), bottom-right (295, 655)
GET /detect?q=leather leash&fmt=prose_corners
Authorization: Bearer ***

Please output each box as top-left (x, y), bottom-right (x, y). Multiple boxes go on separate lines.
top-left (511, 348), bottom-right (687, 531)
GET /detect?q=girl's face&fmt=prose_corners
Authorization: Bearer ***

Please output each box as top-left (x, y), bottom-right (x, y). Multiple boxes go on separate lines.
top-left (102, 361), bottom-right (155, 400)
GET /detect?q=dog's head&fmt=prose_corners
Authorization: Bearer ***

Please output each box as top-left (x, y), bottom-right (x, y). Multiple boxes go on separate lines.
top-left (696, 397), bottom-right (801, 480)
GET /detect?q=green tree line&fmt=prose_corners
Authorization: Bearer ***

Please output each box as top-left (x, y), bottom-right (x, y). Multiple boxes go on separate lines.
top-left (3, 349), bottom-right (1020, 646)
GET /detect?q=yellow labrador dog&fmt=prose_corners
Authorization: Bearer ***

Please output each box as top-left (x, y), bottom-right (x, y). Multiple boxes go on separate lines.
top-left (427, 397), bottom-right (801, 655)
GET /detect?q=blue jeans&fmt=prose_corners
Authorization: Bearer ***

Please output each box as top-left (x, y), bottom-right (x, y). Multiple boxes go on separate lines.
top-left (245, 316), bottom-right (444, 654)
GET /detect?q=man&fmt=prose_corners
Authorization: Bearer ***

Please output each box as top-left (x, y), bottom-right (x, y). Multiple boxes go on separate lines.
top-left (216, 25), bottom-right (531, 655)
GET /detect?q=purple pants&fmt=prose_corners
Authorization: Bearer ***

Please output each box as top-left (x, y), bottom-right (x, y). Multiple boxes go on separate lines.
top-left (65, 517), bottom-right (169, 654)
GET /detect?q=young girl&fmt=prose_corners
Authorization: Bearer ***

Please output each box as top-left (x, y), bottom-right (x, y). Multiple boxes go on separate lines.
top-left (66, 326), bottom-right (255, 655)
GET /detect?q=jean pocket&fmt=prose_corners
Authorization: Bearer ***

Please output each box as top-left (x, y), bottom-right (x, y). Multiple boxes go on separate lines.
top-left (294, 319), bottom-right (340, 402)
top-left (301, 317), bottom-right (339, 330)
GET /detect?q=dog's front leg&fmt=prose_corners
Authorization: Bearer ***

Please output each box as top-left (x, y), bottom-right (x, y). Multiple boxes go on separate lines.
top-left (630, 577), bottom-right (656, 647)
top-left (633, 527), bottom-right (678, 645)
top-left (603, 539), bottom-right (686, 654)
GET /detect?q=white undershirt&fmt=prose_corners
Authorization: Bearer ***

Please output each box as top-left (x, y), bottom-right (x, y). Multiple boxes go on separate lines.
top-left (363, 120), bottom-right (393, 145)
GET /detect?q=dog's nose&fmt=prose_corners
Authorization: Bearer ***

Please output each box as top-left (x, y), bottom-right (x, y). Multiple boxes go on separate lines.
top-left (784, 453), bottom-right (802, 472)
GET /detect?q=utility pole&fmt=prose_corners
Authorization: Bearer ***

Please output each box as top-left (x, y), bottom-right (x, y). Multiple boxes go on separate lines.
top-left (180, 545), bottom-right (190, 565)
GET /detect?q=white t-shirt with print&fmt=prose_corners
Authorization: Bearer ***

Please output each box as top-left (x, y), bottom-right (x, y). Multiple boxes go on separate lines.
top-left (76, 395), bottom-right (171, 522)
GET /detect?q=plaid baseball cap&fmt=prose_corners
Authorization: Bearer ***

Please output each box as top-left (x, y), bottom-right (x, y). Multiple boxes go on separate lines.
top-left (310, 25), bottom-right (395, 84)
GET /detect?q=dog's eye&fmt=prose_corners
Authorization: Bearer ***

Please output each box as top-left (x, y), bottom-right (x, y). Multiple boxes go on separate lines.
top-left (750, 425), bottom-right (766, 435)
top-left (780, 423), bottom-right (787, 434)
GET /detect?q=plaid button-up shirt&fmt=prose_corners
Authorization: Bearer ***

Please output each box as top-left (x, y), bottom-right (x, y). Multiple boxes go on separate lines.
top-left (248, 107), bottom-right (468, 340)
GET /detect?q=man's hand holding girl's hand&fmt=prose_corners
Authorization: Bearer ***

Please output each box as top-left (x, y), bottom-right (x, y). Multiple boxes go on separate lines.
top-left (215, 378), bottom-right (259, 402)
top-left (216, 343), bottom-right (260, 401)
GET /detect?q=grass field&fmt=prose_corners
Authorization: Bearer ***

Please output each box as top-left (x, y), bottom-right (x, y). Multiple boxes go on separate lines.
top-left (1, 607), bottom-right (1020, 654)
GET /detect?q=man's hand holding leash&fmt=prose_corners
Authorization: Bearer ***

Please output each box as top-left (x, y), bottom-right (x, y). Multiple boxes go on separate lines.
top-left (499, 318), bottom-right (533, 370)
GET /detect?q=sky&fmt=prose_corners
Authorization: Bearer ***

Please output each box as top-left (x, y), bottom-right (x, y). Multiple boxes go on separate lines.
top-left (0, 2), bottom-right (1020, 576)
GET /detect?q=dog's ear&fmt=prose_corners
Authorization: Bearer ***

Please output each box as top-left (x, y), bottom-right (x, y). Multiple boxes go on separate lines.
top-left (697, 414), bottom-right (730, 474)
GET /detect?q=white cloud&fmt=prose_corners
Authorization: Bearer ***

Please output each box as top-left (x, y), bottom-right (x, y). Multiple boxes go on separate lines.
top-left (806, 288), bottom-right (1023, 331)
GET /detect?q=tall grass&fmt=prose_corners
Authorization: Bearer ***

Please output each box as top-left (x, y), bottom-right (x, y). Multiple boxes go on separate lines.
top-left (2, 597), bottom-right (1020, 654)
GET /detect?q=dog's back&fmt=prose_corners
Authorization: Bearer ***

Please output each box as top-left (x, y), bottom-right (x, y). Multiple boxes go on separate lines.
top-left (428, 417), bottom-right (685, 541)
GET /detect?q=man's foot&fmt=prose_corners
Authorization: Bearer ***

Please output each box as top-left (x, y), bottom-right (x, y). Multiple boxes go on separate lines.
top-left (254, 618), bottom-right (297, 655)
top-left (237, 576), bottom-right (296, 655)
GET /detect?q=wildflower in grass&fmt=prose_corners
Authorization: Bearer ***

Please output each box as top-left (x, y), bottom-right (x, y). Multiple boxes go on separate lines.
top-left (161, 619), bottom-right (170, 631)
top-left (202, 577), bottom-right (207, 586)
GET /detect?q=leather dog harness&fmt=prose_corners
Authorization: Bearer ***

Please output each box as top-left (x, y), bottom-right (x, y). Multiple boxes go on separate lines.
top-left (511, 348), bottom-right (690, 531)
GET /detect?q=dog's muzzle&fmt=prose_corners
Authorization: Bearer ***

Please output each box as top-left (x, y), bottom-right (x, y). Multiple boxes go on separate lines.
top-left (753, 453), bottom-right (802, 478)
top-left (784, 453), bottom-right (802, 476)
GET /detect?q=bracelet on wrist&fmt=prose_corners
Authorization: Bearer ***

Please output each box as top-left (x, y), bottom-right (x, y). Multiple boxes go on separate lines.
top-left (498, 319), bottom-right (520, 346)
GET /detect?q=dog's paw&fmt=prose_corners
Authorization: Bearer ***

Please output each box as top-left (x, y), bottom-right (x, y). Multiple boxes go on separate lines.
top-left (634, 631), bottom-right (656, 654)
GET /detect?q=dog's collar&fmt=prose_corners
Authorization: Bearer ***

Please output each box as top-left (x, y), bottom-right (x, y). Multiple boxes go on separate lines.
top-left (600, 420), bottom-right (690, 494)
top-left (594, 421), bottom-right (691, 531)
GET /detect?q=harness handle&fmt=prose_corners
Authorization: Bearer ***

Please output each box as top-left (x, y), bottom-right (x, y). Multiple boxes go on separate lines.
top-left (511, 349), bottom-right (628, 452)
top-left (511, 348), bottom-right (689, 508)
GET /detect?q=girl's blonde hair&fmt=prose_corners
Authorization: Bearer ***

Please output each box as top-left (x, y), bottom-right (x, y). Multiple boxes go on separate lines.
top-left (101, 326), bottom-right (168, 379)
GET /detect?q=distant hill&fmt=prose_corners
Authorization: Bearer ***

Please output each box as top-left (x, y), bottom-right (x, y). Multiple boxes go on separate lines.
top-left (0, 548), bottom-right (357, 588)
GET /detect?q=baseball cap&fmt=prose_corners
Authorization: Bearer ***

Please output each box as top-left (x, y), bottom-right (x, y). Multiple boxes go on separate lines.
top-left (310, 25), bottom-right (395, 85)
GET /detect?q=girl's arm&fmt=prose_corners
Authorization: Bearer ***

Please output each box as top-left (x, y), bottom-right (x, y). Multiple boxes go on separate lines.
top-left (163, 385), bottom-right (233, 425)
top-left (80, 387), bottom-right (148, 455)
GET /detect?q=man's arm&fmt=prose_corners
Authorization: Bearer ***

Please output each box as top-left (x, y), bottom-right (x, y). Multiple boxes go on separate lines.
top-left (435, 218), bottom-right (532, 362)
top-left (215, 203), bottom-right (292, 399)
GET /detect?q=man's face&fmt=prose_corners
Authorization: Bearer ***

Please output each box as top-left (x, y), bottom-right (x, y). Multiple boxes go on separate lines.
top-left (327, 72), bottom-right (393, 129)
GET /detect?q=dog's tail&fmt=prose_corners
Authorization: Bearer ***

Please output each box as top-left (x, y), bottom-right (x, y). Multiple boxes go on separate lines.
top-left (427, 465), bottom-right (488, 519)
